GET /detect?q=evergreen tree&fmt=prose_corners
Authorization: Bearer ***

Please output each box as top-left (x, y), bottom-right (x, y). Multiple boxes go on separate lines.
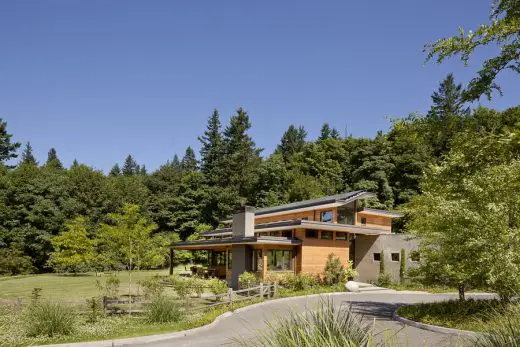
top-left (330, 128), bottom-right (341, 139)
top-left (319, 123), bottom-right (332, 141)
top-left (71, 159), bottom-right (79, 168)
top-left (109, 163), bottom-right (121, 177)
top-left (222, 107), bottom-right (262, 199)
top-left (20, 142), bottom-right (38, 166)
top-left (171, 154), bottom-right (181, 169)
top-left (276, 125), bottom-right (307, 161)
top-left (122, 155), bottom-right (138, 176)
top-left (428, 73), bottom-right (469, 120)
top-left (198, 109), bottom-right (223, 181)
top-left (181, 146), bottom-right (197, 171)
top-left (0, 119), bottom-right (21, 166)
top-left (45, 148), bottom-right (63, 169)
top-left (139, 164), bottom-right (147, 176)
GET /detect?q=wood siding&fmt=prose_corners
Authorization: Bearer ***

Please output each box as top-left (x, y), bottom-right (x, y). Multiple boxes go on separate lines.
top-left (294, 228), bottom-right (349, 275)
top-left (356, 212), bottom-right (392, 231)
top-left (255, 208), bottom-right (337, 224)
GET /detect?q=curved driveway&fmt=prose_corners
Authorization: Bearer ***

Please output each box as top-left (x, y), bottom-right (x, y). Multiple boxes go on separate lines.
top-left (145, 291), bottom-right (493, 347)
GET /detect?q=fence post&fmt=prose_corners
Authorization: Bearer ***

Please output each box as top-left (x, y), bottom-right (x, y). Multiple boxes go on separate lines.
top-left (228, 288), bottom-right (233, 308)
top-left (274, 282), bottom-right (278, 298)
top-left (259, 283), bottom-right (264, 300)
top-left (102, 296), bottom-right (108, 314)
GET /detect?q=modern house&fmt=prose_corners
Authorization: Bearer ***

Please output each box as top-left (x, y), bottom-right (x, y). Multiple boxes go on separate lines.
top-left (171, 190), bottom-right (418, 289)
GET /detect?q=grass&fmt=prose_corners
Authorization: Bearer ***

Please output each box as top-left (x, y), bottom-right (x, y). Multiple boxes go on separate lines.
top-left (388, 283), bottom-right (486, 294)
top-left (0, 267), bottom-right (189, 301)
top-left (397, 298), bottom-right (506, 332)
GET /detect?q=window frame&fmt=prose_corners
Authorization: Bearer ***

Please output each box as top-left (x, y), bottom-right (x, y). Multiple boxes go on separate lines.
top-left (320, 210), bottom-right (333, 223)
top-left (335, 232), bottom-right (347, 240)
top-left (320, 231), bottom-right (332, 240)
top-left (361, 217), bottom-right (367, 225)
top-left (391, 252), bottom-right (400, 262)
top-left (373, 253), bottom-right (381, 261)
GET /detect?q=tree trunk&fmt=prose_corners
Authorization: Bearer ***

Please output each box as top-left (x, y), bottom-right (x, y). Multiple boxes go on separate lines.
top-left (458, 284), bottom-right (465, 301)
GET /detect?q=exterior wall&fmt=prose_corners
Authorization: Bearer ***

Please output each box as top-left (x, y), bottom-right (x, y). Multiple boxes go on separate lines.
top-left (353, 234), bottom-right (419, 283)
top-left (356, 212), bottom-right (392, 231)
top-left (294, 228), bottom-right (349, 275)
top-left (255, 207), bottom-right (337, 224)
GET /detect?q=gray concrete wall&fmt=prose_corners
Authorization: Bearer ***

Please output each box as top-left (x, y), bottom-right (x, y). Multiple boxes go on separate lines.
top-left (354, 234), bottom-right (419, 283)
top-left (231, 245), bottom-right (253, 289)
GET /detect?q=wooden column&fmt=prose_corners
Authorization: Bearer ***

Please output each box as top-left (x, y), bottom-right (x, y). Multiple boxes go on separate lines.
top-left (169, 248), bottom-right (174, 275)
top-left (262, 247), bottom-right (267, 281)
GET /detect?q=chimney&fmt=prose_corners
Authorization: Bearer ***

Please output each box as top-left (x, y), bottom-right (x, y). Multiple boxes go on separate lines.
top-left (232, 206), bottom-right (255, 238)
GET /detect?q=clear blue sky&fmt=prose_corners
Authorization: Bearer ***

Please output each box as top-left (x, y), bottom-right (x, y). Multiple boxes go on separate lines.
top-left (1, 1), bottom-right (518, 172)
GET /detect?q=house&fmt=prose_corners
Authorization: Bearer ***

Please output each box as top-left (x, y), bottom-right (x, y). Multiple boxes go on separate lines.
top-left (171, 190), bottom-right (418, 289)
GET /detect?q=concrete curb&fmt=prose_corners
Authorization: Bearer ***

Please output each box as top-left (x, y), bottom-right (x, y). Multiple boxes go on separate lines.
top-left (34, 291), bottom-right (353, 347)
top-left (392, 305), bottom-right (478, 337)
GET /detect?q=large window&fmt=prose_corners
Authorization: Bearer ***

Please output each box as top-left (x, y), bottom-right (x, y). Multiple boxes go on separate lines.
top-left (320, 231), bottom-right (332, 240)
top-left (336, 232), bottom-right (347, 240)
top-left (337, 201), bottom-right (356, 225)
top-left (267, 250), bottom-right (293, 271)
top-left (253, 250), bottom-right (293, 271)
top-left (320, 211), bottom-right (333, 223)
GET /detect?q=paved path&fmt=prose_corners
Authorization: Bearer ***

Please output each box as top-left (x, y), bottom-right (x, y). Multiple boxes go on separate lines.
top-left (143, 291), bottom-right (493, 347)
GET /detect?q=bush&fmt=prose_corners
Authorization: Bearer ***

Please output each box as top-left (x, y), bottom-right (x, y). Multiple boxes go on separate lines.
top-left (139, 276), bottom-right (164, 299)
top-left (146, 295), bottom-right (182, 323)
top-left (239, 272), bottom-right (258, 289)
top-left (323, 253), bottom-right (357, 285)
top-left (286, 273), bottom-right (318, 291)
top-left (86, 297), bottom-right (103, 323)
top-left (25, 300), bottom-right (76, 337)
top-left (0, 247), bottom-right (35, 275)
top-left (169, 276), bottom-right (191, 299)
top-left (189, 276), bottom-right (206, 298)
top-left (232, 298), bottom-right (371, 346)
top-left (209, 278), bottom-right (228, 300)
top-left (96, 274), bottom-right (120, 298)
top-left (400, 248), bottom-right (406, 284)
top-left (376, 273), bottom-right (392, 287)
top-left (471, 305), bottom-right (520, 347)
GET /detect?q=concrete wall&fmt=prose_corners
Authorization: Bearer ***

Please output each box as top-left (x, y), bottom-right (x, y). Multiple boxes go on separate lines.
top-left (231, 245), bottom-right (253, 289)
top-left (354, 234), bottom-right (419, 283)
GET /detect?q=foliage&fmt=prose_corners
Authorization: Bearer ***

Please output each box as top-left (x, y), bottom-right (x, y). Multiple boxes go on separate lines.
top-left (24, 300), bottom-right (76, 337)
top-left (0, 118), bottom-right (21, 166)
top-left (239, 271), bottom-right (258, 289)
top-left (0, 246), bottom-right (35, 275)
top-left (85, 297), bottom-right (103, 323)
top-left (96, 274), bottom-right (120, 298)
top-left (189, 276), bottom-right (206, 298)
top-left (376, 273), bottom-right (392, 288)
top-left (138, 276), bottom-right (164, 299)
top-left (284, 273), bottom-right (318, 291)
top-left (48, 217), bottom-right (96, 273)
top-left (425, 0), bottom-right (519, 101)
top-left (208, 278), bottom-right (228, 300)
top-left (233, 299), bottom-right (373, 347)
top-left (379, 250), bottom-right (385, 274)
top-left (323, 253), bottom-right (357, 285)
top-left (471, 304), bottom-right (520, 347)
top-left (145, 295), bottom-right (182, 323)
top-left (399, 249), bottom-right (406, 284)
top-left (169, 276), bottom-right (191, 299)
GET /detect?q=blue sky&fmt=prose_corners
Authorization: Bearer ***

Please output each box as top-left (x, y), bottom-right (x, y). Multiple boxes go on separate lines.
top-left (1, 1), bottom-right (518, 172)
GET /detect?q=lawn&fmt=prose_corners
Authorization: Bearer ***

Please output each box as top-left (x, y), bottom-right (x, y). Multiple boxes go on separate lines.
top-left (0, 267), bottom-right (190, 301)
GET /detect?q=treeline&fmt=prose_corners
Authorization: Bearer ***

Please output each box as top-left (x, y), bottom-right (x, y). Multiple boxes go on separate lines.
top-left (0, 74), bottom-right (519, 273)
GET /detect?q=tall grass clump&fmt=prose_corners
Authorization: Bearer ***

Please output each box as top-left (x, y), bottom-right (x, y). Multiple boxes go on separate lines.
top-left (470, 305), bottom-right (520, 347)
top-left (233, 298), bottom-right (372, 347)
top-left (25, 300), bottom-right (76, 337)
top-left (146, 295), bottom-right (182, 323)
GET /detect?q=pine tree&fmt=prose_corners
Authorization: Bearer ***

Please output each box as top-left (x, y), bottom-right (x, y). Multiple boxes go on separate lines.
top-left (198, 109), bottom-right (223, 182)
top-left (109, 163), bottom-right (121, 177)
top-left (20, 142), bottom-right (38, 166)
top-left (139, 164), bottom-right (147, 175)
top-left (276, 125), bottom-right (307, 161)
top-left (330, 128), bottom-right (341, 140)
top-left (45, 148), bottom-right (63, 169)
top-left (171, 154), bottom-right (181, 169)
top-left (222, 107), bottom-right (262, 198)
top-left (0, 119), bottom-right (21, 166)
top-left (428, 73), bottom-right (469, 120)
top-left (319, 123), bottom-right (332, 141)
top-left (181, 146), bottom-right (197, 171)
top-left (122, 155), bottom-right (138, 176)
top-left (71, 159), bottom-right (79, 168)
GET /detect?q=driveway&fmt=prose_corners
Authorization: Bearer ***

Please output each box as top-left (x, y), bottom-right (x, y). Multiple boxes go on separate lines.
top-left (144, 291), bottom-right (493, 347)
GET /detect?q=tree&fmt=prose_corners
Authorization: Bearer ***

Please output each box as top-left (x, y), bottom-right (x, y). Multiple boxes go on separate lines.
top-left (330, 128), bottom-right (341, 140)
top-left (122, 155), bottom-right (138, 176)
top-left (199, 109), bottom-right (223, 182)
top-left (425, 0), bottom-right (519, 101)
top-left (180, 146), bottom-right (197, 172)
top-left (276, 125), bottom-right (307, 161)
top-left (48, 217), bottom-right (96, 273)
top-left (318, 123), bottom-right (332, 141)
top-left (20, 142), bottom-right (38, 166)
top-left (45, 148), bottom-right (63, 169)
top-left (428, 73), bottom-right (469, 120)
top-left (109, 164), bottom-right (121, 177)
top-left (0, 118), bottom-right (21, 166)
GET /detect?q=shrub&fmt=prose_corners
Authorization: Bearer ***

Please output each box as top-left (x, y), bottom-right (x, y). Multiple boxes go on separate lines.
top-left (0, 247), bottom-right (35, 275)
top-left (169, 276), bottom-right (191, 299)
top-left (25, 300), bottom-right (76, 337)
top-left (379, 250), bottom-right (385, 274)
top-left (146, 295), bottom-right (182, 323)
top-left (286, 273), bottom-right (318, 291)
top-left (85, 297), bottom-right (103, 323)
top-left (400, 249), bottom-right (406, 284)
top-left (139, 276), bottom-right (164, 299)
top-left (264, 272), bottom-right (293, 285)
top-left (96, 274), bottom-right (120, 298)
top-left (209, 278), bottom-right (228, 300)
top-left (323, 253), bottom-right (357, 285)
top-left (232, 298), bottom-right (371, 346)
top-left (239, 272), bottom-right (258, 289)
top-left (471, 304), bottom-right (520, 347)
top-left (376, 273), bottom-right (392, 287)
top-left (189, 276), bottom-right (206, 298)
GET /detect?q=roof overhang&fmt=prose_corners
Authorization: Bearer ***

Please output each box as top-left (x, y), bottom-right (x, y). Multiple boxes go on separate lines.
top-left (172, 236), bottom-right (302, 250)
top-left (358, 208), bottom-right (403, 218)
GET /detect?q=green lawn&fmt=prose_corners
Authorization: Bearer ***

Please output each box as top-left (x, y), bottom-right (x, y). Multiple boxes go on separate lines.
top-left (0, 267), bottom-right (190, 301)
